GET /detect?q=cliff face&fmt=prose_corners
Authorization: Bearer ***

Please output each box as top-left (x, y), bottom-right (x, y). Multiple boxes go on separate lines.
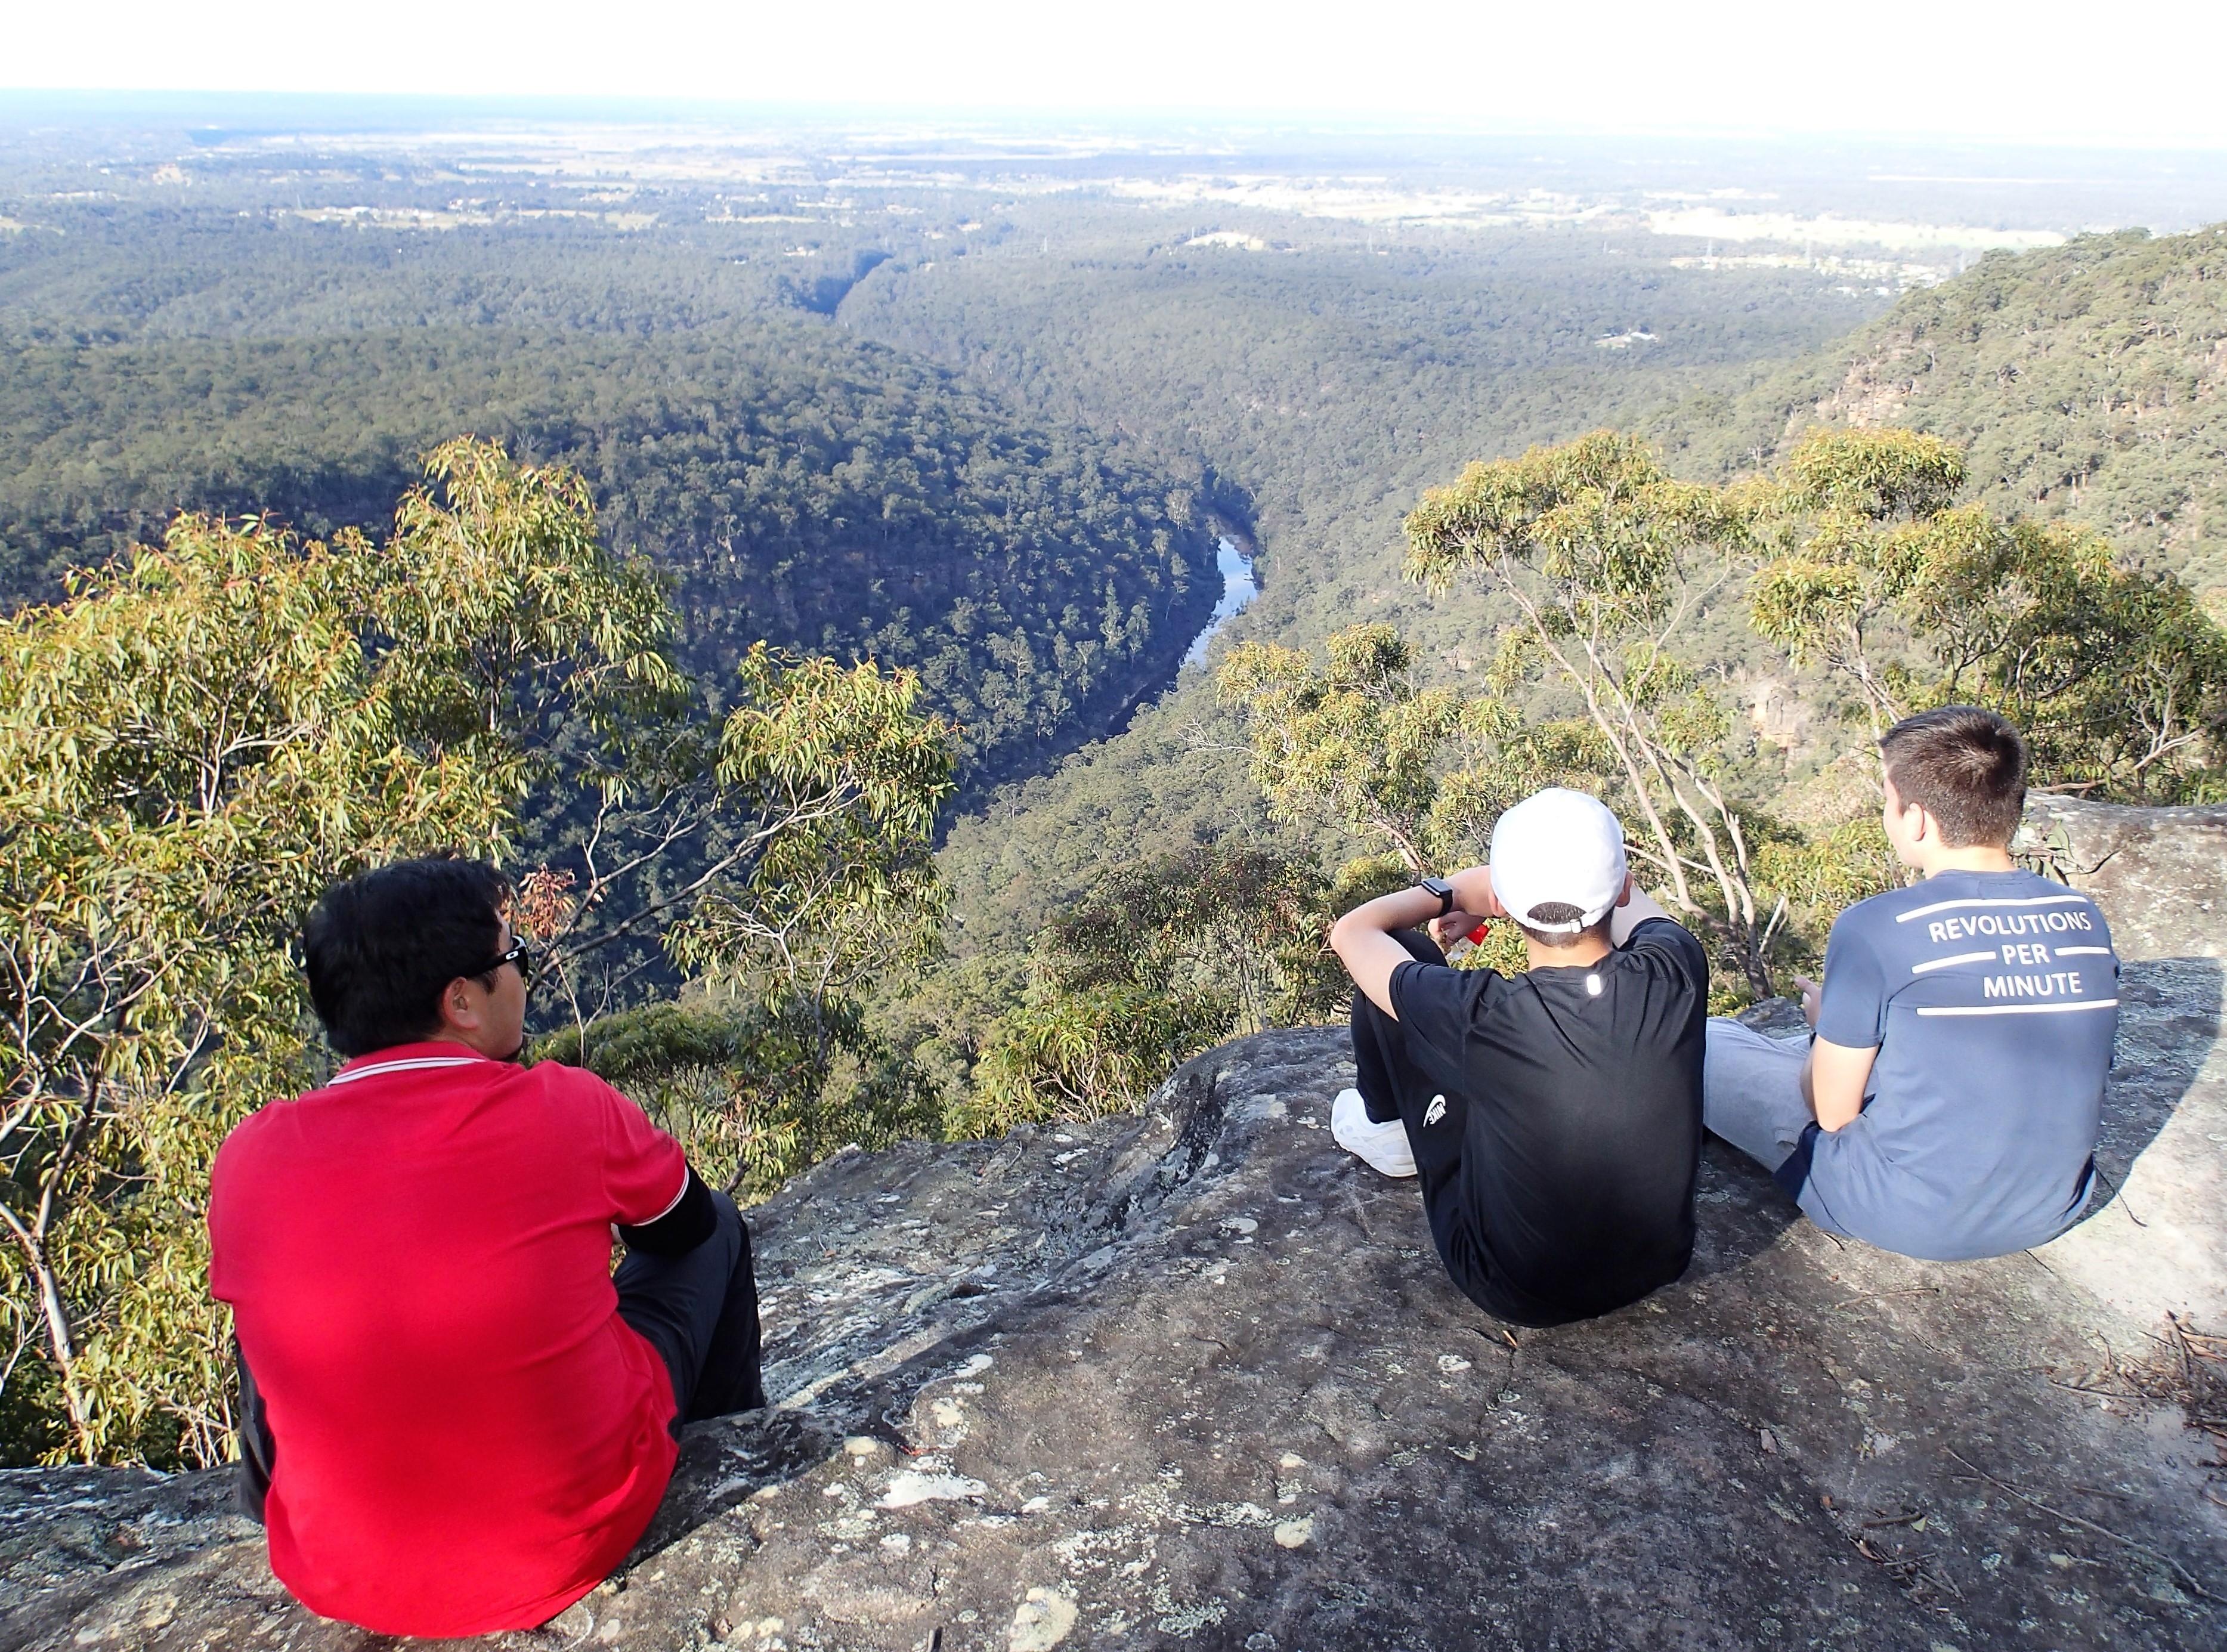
top-left (4, 803), bottom-right (2223, 1652)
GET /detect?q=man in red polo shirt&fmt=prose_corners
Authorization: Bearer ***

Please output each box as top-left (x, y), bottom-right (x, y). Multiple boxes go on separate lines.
top-left (209, 856), bottom-right (764, 1637)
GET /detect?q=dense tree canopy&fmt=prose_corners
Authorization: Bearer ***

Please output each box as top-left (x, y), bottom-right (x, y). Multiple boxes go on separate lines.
top-left (1684, 225), bottom-right (2227, 596)
top-left (0, 446), bottom-right (957, 1467)
top-left (0, 316), bottom-right (1218, 786)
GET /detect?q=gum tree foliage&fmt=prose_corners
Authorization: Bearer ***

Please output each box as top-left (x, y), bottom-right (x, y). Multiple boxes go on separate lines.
top-left (1403, 433), bottom-right (1787, 998)
top-left (1752, 428), bottom-right (2227, 802)
top-left (0, 441), bottom-right (956, 1467)
top-left (530, 646), bottom-right (960, 1194)
top-left (1213, 623), bottom-right (1607, 980)
top-left (1214, 624), bottom-right (1603, 878)
top-left (962, 840), bottom-right (1335, 1133)
top-left (1746, 427), bottom-right (1967, 741)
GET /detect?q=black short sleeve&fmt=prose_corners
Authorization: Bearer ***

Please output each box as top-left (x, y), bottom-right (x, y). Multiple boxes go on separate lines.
top-left (1622, 917), bottom-right (1709, 990)
top-left (617, 1164), bottom-right (716, 1255)
top-left (1389, 958), bottom-right (1501, 1069)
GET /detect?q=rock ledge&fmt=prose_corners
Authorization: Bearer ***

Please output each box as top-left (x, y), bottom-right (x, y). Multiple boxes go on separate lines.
top-left (5, 800), bottom-right (2224, 1650)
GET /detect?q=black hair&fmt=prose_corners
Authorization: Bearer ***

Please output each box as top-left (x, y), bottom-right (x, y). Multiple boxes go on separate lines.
top-left (302, 856), bottom-right (511, 1057)
top-left (1878, 706), bottom-right (2028, 848)
top-left (1516, 899), bottom-right (1613, 951)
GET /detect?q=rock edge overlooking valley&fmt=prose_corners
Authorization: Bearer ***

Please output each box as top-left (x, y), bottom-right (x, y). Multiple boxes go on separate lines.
top-left (5, 798), bottom-right (2222, 1651)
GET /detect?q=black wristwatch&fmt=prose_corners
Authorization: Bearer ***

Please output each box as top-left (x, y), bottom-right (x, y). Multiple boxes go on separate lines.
top-left (1418, 876), bottom-right (1456, 917)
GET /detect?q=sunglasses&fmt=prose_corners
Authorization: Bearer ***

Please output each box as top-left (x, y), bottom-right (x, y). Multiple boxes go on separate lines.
top-left (470, 937), bottom-right (536, 987)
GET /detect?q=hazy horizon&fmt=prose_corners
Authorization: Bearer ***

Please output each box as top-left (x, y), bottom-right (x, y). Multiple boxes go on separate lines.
top-left (9, 0), bottom-right (2227, 149)
top-left (10, 93), bottom-right (2227, 250)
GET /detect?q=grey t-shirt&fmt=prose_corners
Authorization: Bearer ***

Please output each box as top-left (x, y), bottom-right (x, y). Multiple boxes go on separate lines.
top-left (1798, 868), bottom-right (2118, 1260)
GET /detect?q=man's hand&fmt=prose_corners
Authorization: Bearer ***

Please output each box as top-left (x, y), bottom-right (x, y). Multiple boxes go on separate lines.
top-left (1427, 866), bottom-right (1505, 949)
top-left (1447, 865), bottom-right (1505, 921)
top-left (1792, 975), bottom-right (1823, 1028)
top-left (1427, 909), bottom-right (1492, 950)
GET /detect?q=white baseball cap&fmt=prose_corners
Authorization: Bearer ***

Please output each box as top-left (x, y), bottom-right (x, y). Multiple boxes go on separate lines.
top-left (1488, 788), bottom-right (1629, 935)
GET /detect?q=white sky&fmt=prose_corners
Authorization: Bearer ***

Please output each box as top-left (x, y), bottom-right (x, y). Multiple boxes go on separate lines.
top-left (8, 1), bottom-right (2227, 149)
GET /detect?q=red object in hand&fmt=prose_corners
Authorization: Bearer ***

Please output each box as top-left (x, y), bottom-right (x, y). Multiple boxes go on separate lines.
top-left (1467, 923), bottom-right (1489, 945)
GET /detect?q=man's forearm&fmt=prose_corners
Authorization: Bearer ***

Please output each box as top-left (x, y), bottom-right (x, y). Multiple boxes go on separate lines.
top-left (1329, 882), bottom-right (1450, 1019)
top-left (1802, 1037), bottom-right (1877, 1133)
top-left (1335, 884), bottom-right (1447, 939)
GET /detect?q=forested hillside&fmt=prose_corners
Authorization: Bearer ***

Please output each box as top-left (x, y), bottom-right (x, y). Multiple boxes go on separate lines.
top-left (9, 122), bottom-right (2226, 1470)
top-left (1688, 225), bottom-right (2227, 595)
top-left (0, 215), bottom-right (1220, 780)
top-left (842, 235), bottom-right (1893, 950)
top-left (844, 234), bottom-right (1882, 663)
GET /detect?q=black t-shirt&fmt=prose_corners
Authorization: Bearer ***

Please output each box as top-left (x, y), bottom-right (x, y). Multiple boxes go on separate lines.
top-left (1388, 917), bottom-right (1708, 1326)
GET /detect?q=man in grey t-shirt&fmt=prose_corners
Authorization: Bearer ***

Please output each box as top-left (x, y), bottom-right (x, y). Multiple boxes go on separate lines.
top-left (1705, 707), bottom-right (2118, 1260)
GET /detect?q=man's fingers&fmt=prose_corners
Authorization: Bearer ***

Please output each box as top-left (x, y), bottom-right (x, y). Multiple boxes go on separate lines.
top-left (1792, 974), bottom-right (1824, 1026)
top-left (1429, 911), bottom-right (1489, 949)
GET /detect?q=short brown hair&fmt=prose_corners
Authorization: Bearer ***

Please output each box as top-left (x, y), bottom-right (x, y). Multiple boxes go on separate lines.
top-left (1517, 899), bottom-right (1613, 951)
top-left (1878, 706), bottom-right (2028, 847)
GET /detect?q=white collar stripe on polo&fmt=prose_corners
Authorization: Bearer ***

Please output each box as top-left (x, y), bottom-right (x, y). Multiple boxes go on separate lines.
top-left (326, 1056), bottom-right (481, 1086)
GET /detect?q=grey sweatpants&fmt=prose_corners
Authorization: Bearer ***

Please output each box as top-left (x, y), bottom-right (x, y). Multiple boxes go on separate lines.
top-left (1702, 1017), bottom-right (1815, 1174)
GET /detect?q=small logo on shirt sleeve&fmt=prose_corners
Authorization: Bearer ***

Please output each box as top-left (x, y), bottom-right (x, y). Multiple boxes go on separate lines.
top-left (1424, 1095), bottom-right (1447, 1127)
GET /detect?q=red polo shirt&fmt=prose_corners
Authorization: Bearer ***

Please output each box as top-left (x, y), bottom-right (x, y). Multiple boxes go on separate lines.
top-left (209, 1044), bottom-right (688, 1637)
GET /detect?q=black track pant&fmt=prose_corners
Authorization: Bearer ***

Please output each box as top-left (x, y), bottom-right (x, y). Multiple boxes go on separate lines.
top-left (1348, 929), bottom-right (1504, 1317)
top-left (236, 1191), bottom-right (766, 1523)
top-left (614, 1189), bottom-right (768, 1427)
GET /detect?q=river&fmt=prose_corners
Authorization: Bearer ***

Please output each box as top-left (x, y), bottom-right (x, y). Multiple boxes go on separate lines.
top-left (1181, 536), bottom-right (1258, 669)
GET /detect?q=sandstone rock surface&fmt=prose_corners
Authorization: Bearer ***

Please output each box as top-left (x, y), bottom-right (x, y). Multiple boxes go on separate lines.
top-left (2014, 796), bottom-right (2227, 964)
top-left (3, 802), bottom-right (2222, 1651)
top-left (2016, 798), bottom-right (2227, 1332)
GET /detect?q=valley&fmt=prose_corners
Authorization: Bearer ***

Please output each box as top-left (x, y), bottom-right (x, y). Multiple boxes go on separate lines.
top-left (6, 103), bottom-right (2227, 1471)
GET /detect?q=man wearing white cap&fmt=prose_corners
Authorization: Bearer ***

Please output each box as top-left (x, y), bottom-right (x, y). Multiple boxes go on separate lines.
top-left (1326, 788), bottom-right (1709, 1326)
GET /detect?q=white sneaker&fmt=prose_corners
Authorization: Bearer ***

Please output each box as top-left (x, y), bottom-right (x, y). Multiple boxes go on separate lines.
top-left (1332, 1088), bottom-right (1417, 1178)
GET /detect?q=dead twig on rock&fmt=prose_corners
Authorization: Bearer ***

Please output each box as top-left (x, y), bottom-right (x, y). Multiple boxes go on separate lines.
top-left (1852, 1537), bottom-right (1963, 1602)
top-left (1944, 1448), bottom-right (2224, 1606)
top-left (2043, 1313), bottom-right (2227, 1470)
top-left (1846, 1510), bottom-right (1963, 1604)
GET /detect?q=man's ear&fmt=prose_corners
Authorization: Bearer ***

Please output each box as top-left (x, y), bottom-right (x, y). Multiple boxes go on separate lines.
top-left (1614, 873), bottom-right (1634, 908)
top-left (436, 977), bottom-right (482, 1034)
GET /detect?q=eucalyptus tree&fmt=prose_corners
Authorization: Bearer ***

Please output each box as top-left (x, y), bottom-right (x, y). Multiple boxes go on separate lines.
top-left (1403, 432), bottom-right (1783, 998)
top-left (1750, 428), bottom-right (2227, 802)
top-left (1215, 623), bottom-right (1600, 878)
top-left (0, 440), bottom-right (956, 1466)
top-left (1897, 512), bottom-right (2227, 802)
top-left (1746, 427), bottom-right (1966, 741)
top-left (964, 839), bottom-right (1331, 1132)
